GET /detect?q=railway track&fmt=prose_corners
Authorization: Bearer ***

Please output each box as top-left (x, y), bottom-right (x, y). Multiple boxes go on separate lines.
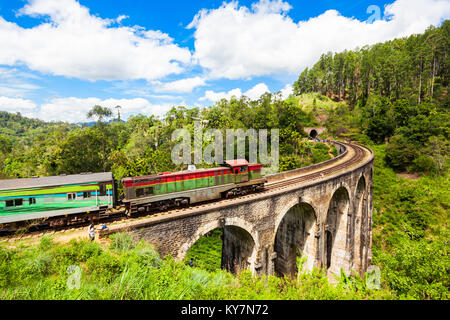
top-left (264, 142), bottom-right (367, 191)
top-left (0, 141), bottom-right (372, 239)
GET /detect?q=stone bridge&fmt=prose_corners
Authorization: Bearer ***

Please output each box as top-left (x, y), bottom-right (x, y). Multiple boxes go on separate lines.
top-left (102, 142), bottom-right (374, 278)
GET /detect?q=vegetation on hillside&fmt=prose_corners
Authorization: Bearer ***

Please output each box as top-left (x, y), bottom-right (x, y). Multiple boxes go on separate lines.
top-left (294, 21), bottom-right (449, 176)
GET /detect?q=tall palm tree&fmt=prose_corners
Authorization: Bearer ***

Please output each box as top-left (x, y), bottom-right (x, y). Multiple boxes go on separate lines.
top-left (87, 105), bottom-right (113, 172)
top-left (115, 105), bottom-right (122, 122)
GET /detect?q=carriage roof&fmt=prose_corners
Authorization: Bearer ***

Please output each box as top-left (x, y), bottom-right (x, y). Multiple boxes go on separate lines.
top-left (0, 172), bottom-right (114, 191)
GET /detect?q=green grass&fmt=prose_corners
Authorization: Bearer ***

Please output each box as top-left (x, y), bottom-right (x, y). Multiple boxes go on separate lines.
top-left (184, 229), bottom-right (223, 272)
top-left (0, 233), bottom-right (394, 300)
top-left (287, 93), bottom-right (345, 113)
top-left (369, 144), bottom-right (449, 299)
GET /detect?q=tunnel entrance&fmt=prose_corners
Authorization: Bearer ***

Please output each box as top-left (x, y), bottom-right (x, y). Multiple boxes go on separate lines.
top-left (310, 129), bottom-right (318, 139)
top-left (185, 226), bottom-right (255, 274)
top-left (274, 203), bottom-right (317, 277)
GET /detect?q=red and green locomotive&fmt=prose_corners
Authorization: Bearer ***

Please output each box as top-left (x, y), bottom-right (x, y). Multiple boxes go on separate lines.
top-left (122, 159), bottom-right (266, 215)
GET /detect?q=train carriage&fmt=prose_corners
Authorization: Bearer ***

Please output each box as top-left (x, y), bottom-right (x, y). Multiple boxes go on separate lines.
top-left (0, 172), bottom-right (115, 228)
top-left (122, 159), bottom-right (266, 215)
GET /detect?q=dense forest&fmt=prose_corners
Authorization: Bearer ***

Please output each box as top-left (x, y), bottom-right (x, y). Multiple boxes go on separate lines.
top-left (294, 21), bottom-right (449, 176)
top-left (0, 22), bottom-right (449, 300)
top-left (293, 21), bottom-right (449, 106)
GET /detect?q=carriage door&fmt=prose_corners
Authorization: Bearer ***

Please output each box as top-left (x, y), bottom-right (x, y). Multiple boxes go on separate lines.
top-left (240, 165), bottom-right (249, 182)
top-left (233, 167), bottom-right (241, 183)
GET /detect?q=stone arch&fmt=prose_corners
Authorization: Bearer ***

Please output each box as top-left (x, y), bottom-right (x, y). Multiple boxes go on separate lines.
top-left (177, 217), bottom-right (258, 274)
top-left (324, 186), bottom-right (351, 276)
top-left (353, 175), bottom-right (367, 275)
top-left (273, 202), bottom-right (317, 277)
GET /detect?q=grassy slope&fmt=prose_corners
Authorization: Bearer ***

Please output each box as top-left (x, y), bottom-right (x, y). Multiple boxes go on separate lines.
top-left (0, 233), bottom-right (394, 300)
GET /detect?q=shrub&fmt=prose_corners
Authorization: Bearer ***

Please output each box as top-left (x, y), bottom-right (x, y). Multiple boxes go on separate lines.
top-left (110, 232), bottom-right (137, 252)
top-left (86, 252), bottom-right (123, 284)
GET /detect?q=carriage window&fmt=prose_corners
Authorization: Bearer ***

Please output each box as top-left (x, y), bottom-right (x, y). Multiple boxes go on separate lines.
top-left (29, 198), bottom-right (36, 205)
top-left (83, 192), bottom-right (89, 198)
top-left (144, 187), bottom-right (153, 196)
top-left (99, 184), bottom-right (105, 196)
top-left (14, 199), bottom-right (23, 206)
top-left (234, 168), bottom-right (240, 174)
top-left (240, 166), bottom-right (248, 172)
top-left (136, 187), bottom-right (153, 198)
top-left (67, 193), bottom-right (77, 201)
top-left (5, 200), bottom-right (14, 207)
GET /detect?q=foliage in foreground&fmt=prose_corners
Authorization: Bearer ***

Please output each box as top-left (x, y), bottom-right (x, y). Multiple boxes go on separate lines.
top-left (369, 144), bottom-right (449, 300)
top-left (0, 234), bottom-right (393, 300)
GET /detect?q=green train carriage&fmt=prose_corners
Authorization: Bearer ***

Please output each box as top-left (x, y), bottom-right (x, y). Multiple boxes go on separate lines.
top-left (0, 172), bottom-right (115, 228)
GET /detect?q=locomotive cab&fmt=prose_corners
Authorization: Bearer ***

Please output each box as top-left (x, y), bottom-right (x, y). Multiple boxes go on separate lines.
top-left (224, 159), bottom-right (250, 184)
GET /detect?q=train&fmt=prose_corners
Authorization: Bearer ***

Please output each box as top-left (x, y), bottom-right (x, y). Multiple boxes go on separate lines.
top-left (0, 159), bottom-right (266, 231)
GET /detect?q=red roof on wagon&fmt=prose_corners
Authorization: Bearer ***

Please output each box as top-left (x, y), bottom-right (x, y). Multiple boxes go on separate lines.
top-left (224, 159), bottom-right (249, 167)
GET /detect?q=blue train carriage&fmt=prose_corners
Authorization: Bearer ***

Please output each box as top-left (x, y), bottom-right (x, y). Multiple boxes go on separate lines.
top-left (0, 172), bottom-right (115, 229)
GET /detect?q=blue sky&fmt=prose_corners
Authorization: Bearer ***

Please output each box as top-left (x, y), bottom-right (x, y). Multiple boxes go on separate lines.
top-left (0, 0), bottom-right (449, 122)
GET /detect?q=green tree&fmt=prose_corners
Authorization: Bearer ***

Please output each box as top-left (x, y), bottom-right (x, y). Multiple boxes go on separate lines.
top-left (87, 105), bottom-right (113, 172)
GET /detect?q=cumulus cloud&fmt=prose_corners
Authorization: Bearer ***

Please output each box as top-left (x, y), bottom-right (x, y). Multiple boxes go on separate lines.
top-left (278, 84), bottom-right (293, 100)
top-left (0, 95), bottom-right (179, 123)
top-left (37, 97), bottom-right (176, 122)
top-left (0, 0), bottom-right (191, 81)
top-left (200, 82), bottom-right (269, 103)
top-left (155, 77), bottom-right (207, 93)
top-left (0, 96), bottom-right (37, 117)
top-left (188, 0), bottom-right (450, 79)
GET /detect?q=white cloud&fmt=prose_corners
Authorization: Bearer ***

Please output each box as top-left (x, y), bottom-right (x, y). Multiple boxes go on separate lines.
top-left (243, 83), bottom-right (270, 100)
top-left (200, 82), bottom-right (269, 103)
top-left (0, 96), bottom-right (37, 117)
top-left (0, 67), bottom-right (41, 97)
top-left (155, 77), bottom-right (207, 93)
top-left (188, 0), bottom-right (450, 79)
top-left (37, 97), bottom-right (176, 122)
top-left (279, 84), bottom-right (293, 100)
top-left (0, 95), bottom-right (179, 122)
top-left (200, 88), bottom-right (243, 103)
top-left (0, 0), bottom-right (192, 81)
